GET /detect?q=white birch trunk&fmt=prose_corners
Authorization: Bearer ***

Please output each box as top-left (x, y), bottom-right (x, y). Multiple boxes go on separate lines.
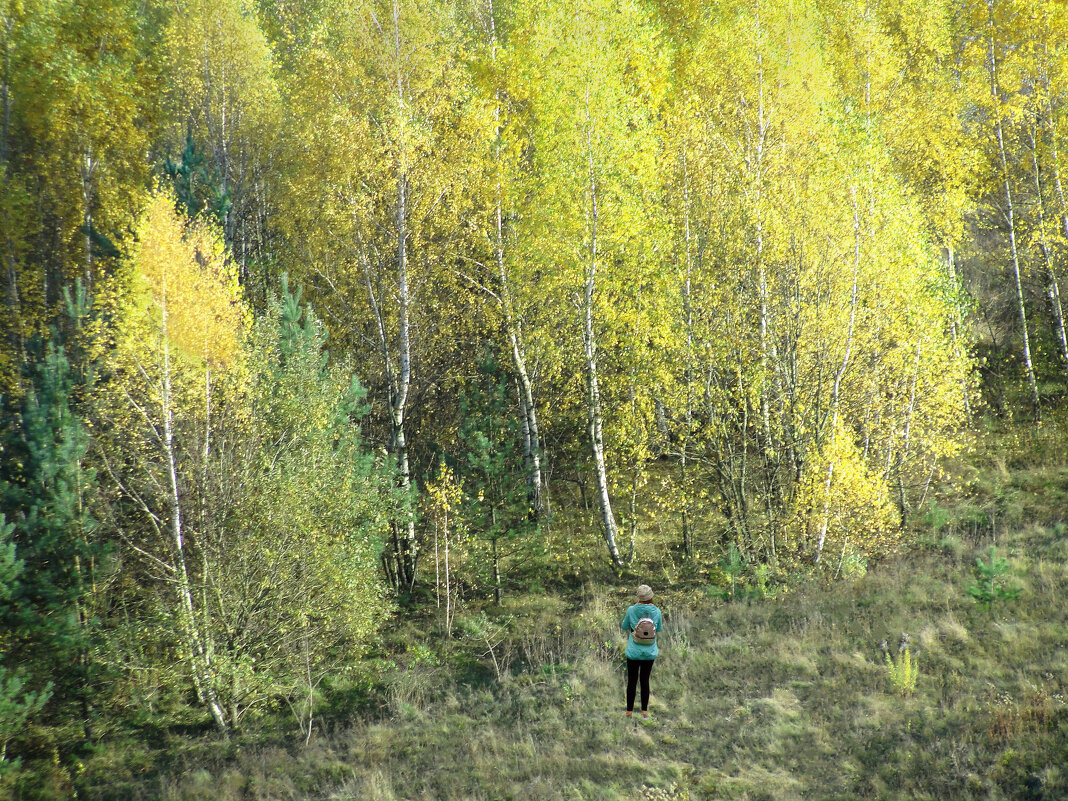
top-left (159, 299), bottom-right (228, 734)
top-left (1030, 126), bottom-right (1068, 382)
top-left (583, 81), bottom-right (623, 568)
top-left (80, 146), bottom-right (95, 288)
top-left (680, 153), bottom-right (694, 557)
top-left (945, 245), bottom-right (973, 417)
top-left (987, 16), bottom-right (1041, 419)
top-left (815, 194), bottom-right (860, 565)
top-left (486, 0), bottom-right (544, 517)
top-left (443, 506), bottom-right (452, 636)
top-left (393, 168), bottom-right (417, 587)
top-left (386, 0), bottom-right (417, 590)
top-left (896, 343), bottom-right (922, 524)
top-left (754, 37), bottom-right (773, 467)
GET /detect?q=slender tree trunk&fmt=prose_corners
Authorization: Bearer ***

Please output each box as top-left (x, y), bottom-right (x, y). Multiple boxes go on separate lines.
top-left (1, 23), bottom-right (19, 340)
top-left (491, 524), bottom-right (501, 606)
top-left (1028, 127), bottom-right (1068, 382)
top-left (387, 0), bottom-right (417, 591)
top-left (1040, 36), bottom-right (1068, 386)
top-left (945, 244), bottom-right (973, 417)
top-left (361, 247), bottom-right (408, 595)
top-left (80, 146), bottom-right (95, 288)
top-left (443, 504), bottom-right (452, 636)
top-left (895, 343), bottom-right (922, 526)
top-left (1, 19), bottom-right (9, 170)
top-left (392, 171), bottom-right (417, 588)
top-left (756, 217), bottom-right (781, 552)
top-left (202, 35), bottom-right (234, 248)
top-left (160, 306), bottom-right (228, 735)
top-left (434, 514), bottom-right (440, 610)
top-left (582, 81), bottom-right (623, 568)
top-left (786, 249), bottom-right (803, 485)
top-left (987, 15), bottom-right (1040, 420)
top-left (496, 191), bottom-right (542, 516)
top-left (1039, 14), bottom-right (1068, 255)
top-left (750, 18), bottom-right (781, 552)
top-left (219, 62), bottom-right (233, 247)
top-left (501, 268), bottom-right (543, 515)
top-left (680, 153), bottom-right (694, 558)
top-left (200, 365), bottom-right (211, 537)
top-left (487, 0), bottom-right (544, 517)
top-left (301, 620), bottom-right (314, 746)
top-left (754, 43), bottom-right (773, 466)
top-left (1052, 141), bottom-right (1068, 244)
top-left (815, 194), bottom-right (860, 565)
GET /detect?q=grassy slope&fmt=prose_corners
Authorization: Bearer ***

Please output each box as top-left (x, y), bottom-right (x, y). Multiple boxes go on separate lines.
top-left (8, 417), bottom-right (1062, 800)
top-left (118, 422), bottom-right (1068, 801)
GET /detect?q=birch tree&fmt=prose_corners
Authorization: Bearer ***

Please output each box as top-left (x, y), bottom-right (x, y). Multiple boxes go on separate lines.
top-left (0, 0), bottom-right (150, 392)
top-left (960, 0), bottom-right (1042, 419)
top-left (466, 0), bottom-right (545, 517)
top-left (656, 0), bottom-right (970, 566)
top-left (512, 0), bottom-right (669, 567)
top-left (94, 193), bottom-right (243, 734)
top-left (275, 0), bottom-right (478, 592)
top-left (159, 0), bottom-right (281, 293)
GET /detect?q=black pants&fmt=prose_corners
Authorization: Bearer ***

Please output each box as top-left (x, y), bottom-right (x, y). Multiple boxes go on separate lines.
top-left (626, 658), bottom-right (654, 712)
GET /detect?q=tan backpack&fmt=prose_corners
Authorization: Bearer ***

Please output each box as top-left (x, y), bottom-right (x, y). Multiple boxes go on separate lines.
top-left (633, 616), bottom-right (657, 644)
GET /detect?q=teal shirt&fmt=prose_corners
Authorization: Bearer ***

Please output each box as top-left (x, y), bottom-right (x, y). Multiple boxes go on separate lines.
top-left (621, 603), bottom-right (662, 660)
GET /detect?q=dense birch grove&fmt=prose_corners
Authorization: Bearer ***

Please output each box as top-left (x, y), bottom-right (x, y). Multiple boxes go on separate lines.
top-left (1, 0), bottom-right (1067, 755)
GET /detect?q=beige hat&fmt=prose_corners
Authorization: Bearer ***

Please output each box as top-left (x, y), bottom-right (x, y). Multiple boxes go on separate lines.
top-left (636, 584), bottom-right (653, 602)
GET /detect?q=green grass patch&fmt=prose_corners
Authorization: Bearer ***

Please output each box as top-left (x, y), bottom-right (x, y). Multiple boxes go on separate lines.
top-left (48, 511), bottom-right (1067, 801)
top-left (9, 417), bottom-right (1068, 800)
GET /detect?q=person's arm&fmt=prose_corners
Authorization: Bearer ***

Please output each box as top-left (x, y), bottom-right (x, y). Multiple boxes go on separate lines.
top-left (621, 607), bottom-right (633, 632)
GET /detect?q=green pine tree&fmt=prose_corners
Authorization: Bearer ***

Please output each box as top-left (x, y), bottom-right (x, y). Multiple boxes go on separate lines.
top-left (163, 132), bottom-right (232, 226)
top-left (0, 516), bottom-right (52, 769)
top-left (0, 332), bottom-right (102, 743)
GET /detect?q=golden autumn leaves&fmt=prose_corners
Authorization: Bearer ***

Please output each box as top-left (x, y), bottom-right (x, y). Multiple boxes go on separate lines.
top-left (120, 193), bottom-right (245, 373)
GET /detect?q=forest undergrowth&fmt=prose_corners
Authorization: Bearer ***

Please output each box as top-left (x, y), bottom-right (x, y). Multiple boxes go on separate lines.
top-left (14, 414), bottom-right (1064, 801)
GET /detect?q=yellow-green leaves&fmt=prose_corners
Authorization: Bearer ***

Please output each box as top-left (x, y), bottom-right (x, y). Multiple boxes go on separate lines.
top-left (0, 0), bottom-right (151, 391)
top-left (120, 192), bottom-right (244, 372)
top-left (788, 417), bottom-right (900, 564)
top-left (158, 0), bottom-right (282, 281)
top-left (652, 0), bottom-right (972, 568)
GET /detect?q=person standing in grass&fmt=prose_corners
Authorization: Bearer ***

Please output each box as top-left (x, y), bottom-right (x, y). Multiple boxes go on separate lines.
top-left (621, 584), bottom-right (662, 719)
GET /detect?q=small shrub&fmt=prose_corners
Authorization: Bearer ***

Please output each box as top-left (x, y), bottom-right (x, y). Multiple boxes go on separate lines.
top-left (967, 545), bottom-right (1020, 610)
top-left (841, 552), bottom-right (867, 580)
top-left (711, 546), bottom-right (779, 601)
top-left (988, 689), bottom-right (1056, 742)
top-left (719, 544), bottom-right (746, 602)
top-left (0, 667), bottom-right (51, 771)
top-left (922, 501), bottom-right (950, 533)
top-left (882, 634), bottom-right (918, 697)
top-left (748, 563), bottom-right (783, 599)
top-left (936, 535), bottom-right (964, 560)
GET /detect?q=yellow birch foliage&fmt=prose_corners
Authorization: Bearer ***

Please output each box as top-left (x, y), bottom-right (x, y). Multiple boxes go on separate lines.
top-left (117, 191), bottom-right (245, 375)
top-left (654, 0), bottom-right (971, 564)
top-left (160, 0), bottom-right (279, 139)
top-left (507, 0), bottom-right (673, 471)
top-left (158, 0), bottom-right (282, 264)
top-left (787, 418), bottom-right (900, 565)
top-left (0, 0), bottom-right (151, 391)
top-left (96, 200), bottom-right (392, 718)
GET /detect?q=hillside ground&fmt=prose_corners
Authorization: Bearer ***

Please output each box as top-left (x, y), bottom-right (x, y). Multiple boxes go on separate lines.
top-left (10, 414), bottom-right (1068, 801)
